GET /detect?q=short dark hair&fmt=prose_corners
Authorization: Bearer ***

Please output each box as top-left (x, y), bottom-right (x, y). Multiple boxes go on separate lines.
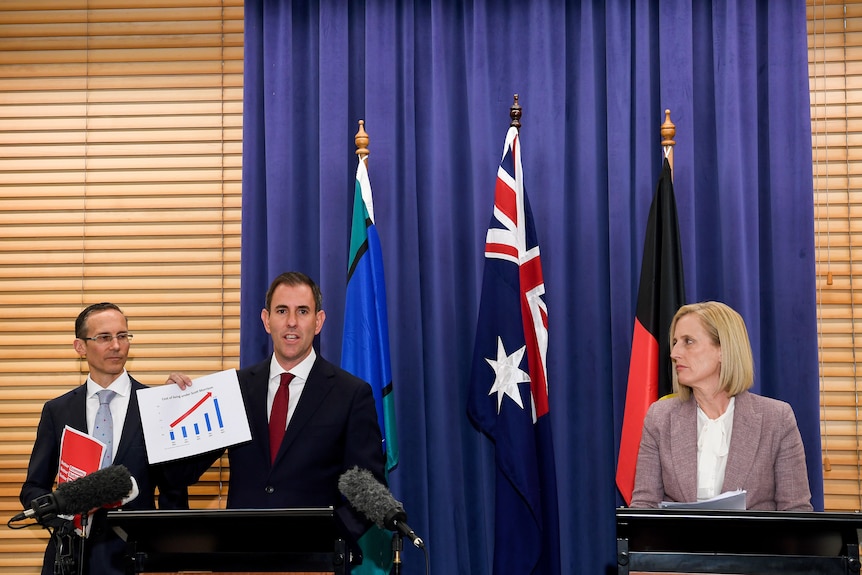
top-left (76, 302), bottom-right (124, 339)
top-left (264, 271), bottom-right (323, 312)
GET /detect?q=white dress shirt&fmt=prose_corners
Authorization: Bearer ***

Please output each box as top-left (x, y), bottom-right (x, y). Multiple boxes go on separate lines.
top-left (86, 370), bottom-right (132, 462)
top-left (696, 396), bottom-right (735, 501)
top-left (266, 349), bottom-right (316, 429)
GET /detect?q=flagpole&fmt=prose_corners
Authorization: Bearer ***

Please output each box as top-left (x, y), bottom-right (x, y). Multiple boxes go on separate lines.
top-left (353, 118), bottom-right (404, 575)
top-left (615, 108), bottom-right (686, 505)
top-left (661, 109), bottom-right (675, 178)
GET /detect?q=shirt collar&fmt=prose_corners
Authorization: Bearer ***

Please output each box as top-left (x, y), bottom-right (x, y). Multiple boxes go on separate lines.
top-left (86, 370), bottom-right (132, 398)
top-left (269, 348), bottom-right (317, 382)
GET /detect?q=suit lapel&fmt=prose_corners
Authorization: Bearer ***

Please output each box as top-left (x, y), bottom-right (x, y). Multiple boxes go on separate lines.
top-left (115, 381), bottom-right (143, 464)
top-left (69, 386), bottom-right (88, 433)
top-left (274, 358), bottom-right (335, 463)
top-left (669, 399), bottom-right (699, 502)
top-left (243, 361), bottom-right (275, 464)
top-left (722, 392), bottom-right (760, 492)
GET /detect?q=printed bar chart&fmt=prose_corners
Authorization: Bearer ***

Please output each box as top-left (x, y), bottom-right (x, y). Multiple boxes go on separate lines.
top-left (167, 392), bottom-right (225, 442)
top-left (137, 369), bottom-right (251, 464)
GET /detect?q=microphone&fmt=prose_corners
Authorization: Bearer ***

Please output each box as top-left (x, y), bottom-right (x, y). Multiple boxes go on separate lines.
top-left (12, 465), bottom-right (133, 523)
top-left (338, 466), bottom-right (424, 549)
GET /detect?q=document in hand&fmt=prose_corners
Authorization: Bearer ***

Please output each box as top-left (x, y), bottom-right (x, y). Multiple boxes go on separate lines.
top-left (59, 426), bottom-right (104, 483)
top-left (659, 489), bottom-right (747, 511)
top-left (56, 427), bottom-right (108, 535)
top-left (137, 369), bottom-right (252, 464)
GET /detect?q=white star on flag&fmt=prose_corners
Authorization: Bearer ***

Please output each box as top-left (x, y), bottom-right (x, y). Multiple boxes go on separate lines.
top-left (486, 336), bottom-right (530, 413)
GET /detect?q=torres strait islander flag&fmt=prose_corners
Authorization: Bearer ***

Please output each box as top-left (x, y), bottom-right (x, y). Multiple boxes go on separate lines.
top-left (616, 157), bottom-right (686, 505)
top-left (342, 155), bottom-right (398, 473)
top-left (342, 154), bottom-right (399, 575)
top-left (467, 126), bottom-right (561, 575)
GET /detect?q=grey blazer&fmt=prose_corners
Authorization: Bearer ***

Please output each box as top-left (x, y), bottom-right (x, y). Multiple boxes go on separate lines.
top-left (630, 390), bottom-right (812, 511)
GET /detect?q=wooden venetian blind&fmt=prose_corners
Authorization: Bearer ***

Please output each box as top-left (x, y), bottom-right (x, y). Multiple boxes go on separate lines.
top-left (809, 0), bottom-right (862, 511)
top-left (0, 1), bottom-right (242, 572)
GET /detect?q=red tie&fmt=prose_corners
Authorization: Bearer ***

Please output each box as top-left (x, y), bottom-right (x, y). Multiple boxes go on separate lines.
top-left (269, 372), bottom-right (294, 463)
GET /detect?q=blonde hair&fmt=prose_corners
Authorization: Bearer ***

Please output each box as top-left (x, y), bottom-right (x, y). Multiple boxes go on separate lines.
top-left (669, 301), bottom-right (754, 401)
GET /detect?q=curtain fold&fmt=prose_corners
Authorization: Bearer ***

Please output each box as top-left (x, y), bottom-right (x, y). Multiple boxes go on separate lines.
top-left (241, 1), bottom-right (821, 573)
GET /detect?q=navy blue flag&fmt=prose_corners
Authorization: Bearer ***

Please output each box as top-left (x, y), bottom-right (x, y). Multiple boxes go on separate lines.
top-left (467, 126), bottom-right (561, 575)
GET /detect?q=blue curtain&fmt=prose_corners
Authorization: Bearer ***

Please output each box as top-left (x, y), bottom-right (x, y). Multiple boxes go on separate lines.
top-left (241, 1), bottom-right (822, 573)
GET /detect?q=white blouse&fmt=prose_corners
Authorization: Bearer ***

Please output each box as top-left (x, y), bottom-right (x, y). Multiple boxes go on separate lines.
top-left (696, 396), bottom-right (735, 501)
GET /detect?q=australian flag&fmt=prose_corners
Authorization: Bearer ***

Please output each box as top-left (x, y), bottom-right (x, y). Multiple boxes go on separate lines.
top-left (467, 126), bottom-right (561, 575)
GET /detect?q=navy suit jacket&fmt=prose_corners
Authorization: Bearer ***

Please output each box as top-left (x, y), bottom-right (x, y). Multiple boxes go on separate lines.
top-left (189, 355), bottom-right (386, 549)
top-left (21, 377), bottom-right (189, 575)
top-left (229, 355), bottom-right (385, 507)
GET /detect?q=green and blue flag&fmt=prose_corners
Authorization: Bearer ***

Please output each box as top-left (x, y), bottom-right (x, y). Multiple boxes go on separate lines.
top-left (342, 154), bottom-right (399, 574)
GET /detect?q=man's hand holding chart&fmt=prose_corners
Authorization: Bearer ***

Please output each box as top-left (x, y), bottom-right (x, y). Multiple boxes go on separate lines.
top-left (137, 369), bottom-right (251, 464)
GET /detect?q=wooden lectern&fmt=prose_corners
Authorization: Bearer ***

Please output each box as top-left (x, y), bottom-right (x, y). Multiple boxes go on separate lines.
top-left (617, 508), bottom-right (862, 575)
top-left (107, 507), bottom-right (347, 575)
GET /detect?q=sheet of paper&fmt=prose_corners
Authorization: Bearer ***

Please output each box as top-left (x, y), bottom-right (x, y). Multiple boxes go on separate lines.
top-left (659, 489), bottom-right (747, 510)
top-left (137, 368), bottom-right (251, 464)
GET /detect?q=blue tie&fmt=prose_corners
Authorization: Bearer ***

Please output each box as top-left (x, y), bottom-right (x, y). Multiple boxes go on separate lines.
top-left (94, 390), bottom-right (117, 468)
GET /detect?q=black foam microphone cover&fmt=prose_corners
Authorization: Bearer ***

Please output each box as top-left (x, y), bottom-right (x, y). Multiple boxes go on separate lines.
top-left (56, 464), bottom-right (133, 515)
top-left (12, 465), bottom-right (133, 523)
top-left (338, 466), bottom-right (425, 548)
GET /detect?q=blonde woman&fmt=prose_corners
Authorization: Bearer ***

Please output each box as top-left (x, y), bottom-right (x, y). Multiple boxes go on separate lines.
top-left (630, 301), bottom-right (812, 511)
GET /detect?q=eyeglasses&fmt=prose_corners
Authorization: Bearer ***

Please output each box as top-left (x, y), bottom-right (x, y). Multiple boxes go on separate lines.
top-left (81, 333), bottom-right (134, 344)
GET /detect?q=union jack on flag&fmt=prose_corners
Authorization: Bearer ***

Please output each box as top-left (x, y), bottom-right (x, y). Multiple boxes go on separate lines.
top-left (467, 125), bottom-right (560, 575)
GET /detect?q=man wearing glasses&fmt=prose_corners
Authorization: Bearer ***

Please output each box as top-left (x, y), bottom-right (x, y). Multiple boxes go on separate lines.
top-left (20, 302), bottom-right (190, 575)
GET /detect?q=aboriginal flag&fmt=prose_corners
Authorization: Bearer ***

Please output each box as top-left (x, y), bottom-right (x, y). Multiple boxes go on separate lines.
top-left (616, 158), bottom-right (686, 505)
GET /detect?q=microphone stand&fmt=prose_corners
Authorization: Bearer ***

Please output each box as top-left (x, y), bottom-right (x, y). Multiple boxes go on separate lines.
top-left (77, 513), bottom-right (88, 575)
top-left (391, 530), bottom-right (403, 575)
top-left (47, 516), bottom-right (77, 575)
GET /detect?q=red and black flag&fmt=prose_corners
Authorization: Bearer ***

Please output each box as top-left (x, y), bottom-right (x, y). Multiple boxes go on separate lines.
top-left (616, 157), bottom-right (686, 505)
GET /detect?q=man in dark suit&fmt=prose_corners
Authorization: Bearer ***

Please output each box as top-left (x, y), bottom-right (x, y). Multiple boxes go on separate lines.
top-left (20, 302), bottom-right (190, 575)
top-left (170, 272), bottom-right (386, 551)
